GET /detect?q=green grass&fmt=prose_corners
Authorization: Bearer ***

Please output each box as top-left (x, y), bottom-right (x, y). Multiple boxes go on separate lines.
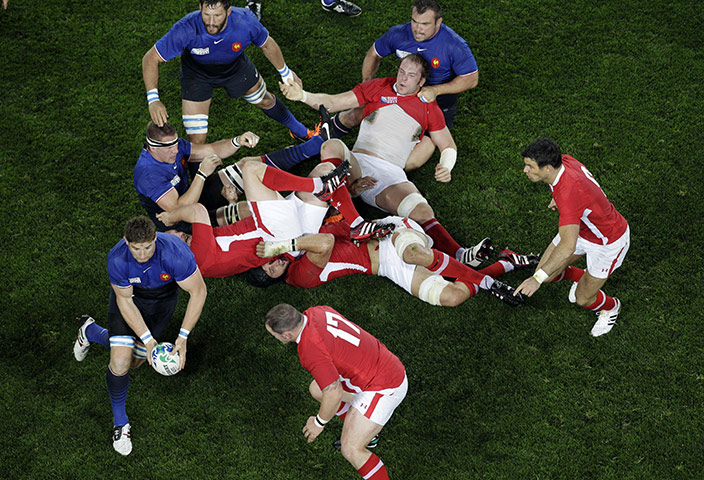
top-left (1, 0), bottom-right (703, 478)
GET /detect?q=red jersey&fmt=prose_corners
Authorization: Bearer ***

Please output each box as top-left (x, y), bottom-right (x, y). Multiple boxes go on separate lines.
top-left (352, 77), bottom-right (446, 168)
top-left (286, 222), bottom-right (372, 288)
top-left (551, 155), bottom-right (628, 245)
top-left (190, 217), bottom-right (268, 277)
top-left (297, 306), bottom-right (406, 392)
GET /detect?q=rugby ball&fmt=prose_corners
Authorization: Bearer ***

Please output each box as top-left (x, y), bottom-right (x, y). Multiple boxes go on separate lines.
top-left (151, 342), bottom-right (181, 376)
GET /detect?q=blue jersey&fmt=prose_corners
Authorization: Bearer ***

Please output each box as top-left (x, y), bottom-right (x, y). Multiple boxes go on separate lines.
top-left (155, 8), bottom-right (269, 67)
top-left (133, 138), bottom-right (192, 217)
top-left (108, 232), bottom-right (198, 289)
top-left (373, 23), bottom-right (477, 86)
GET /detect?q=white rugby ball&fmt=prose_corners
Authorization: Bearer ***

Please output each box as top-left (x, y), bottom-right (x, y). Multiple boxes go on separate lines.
top-left (151, 342), bottom-right (181, 376)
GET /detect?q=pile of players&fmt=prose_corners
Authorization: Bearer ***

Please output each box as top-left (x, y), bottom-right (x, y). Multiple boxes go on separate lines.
top-left (72, 1), bottom-right (630, 479)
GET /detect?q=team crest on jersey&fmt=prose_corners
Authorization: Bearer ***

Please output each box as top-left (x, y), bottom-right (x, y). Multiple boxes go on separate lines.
top-left (232, 42), bottom-right (242, 52)
top-left (431, 58), bottom-right (440, 69)
top-left (170, 175), bottom-right (181, 187)
top-left (160, 273), bottom-right (171, 281)
top-left (180, 157), bottom-right (187, 169)
top-left (381, 96), bottom-right (398, 104)
top-left (129, 277), bottom-right (142, 284)
top-left (191, 47), bottom-right (210, 55)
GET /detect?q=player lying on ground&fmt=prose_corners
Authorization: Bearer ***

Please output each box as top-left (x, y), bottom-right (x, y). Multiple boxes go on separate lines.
top-left (247, 215), bottom-right (537, 307)
top-left (514, 137), bottom-right (630, 336)
top-left (266, 304), bottom-right (404, 480)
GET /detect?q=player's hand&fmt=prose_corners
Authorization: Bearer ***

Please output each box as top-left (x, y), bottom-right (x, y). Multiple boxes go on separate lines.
top-left (302, 416), bottom-right (324, 443)
top-left (279, 80), bottom-right (304, 101)
top-left (144, 339), bottom-right (158, 366)
top-left (435, 164), bottom-right (452, 183)
top-left (349, 176), bottom-right (377, 196)
top-left (236, 132), bottom-right (260, 148)
top-left (2, 0), bottom-right (8, 10)
top-left (199, 154), bottom-right (223, 176)
top-left (514, 277), bottom-right (541, 297)
top-left (255, 241), bottom-right (269, 258)
top-left (291, 70), bottom-right (303, 88)
top-left (156, 210), bottom-right (176, 227)
top-left (547, 198), bottom-right (557, 211)
top-left (418, 86), bottom-right (438, 103)
top-left (174, 336), bottom-right (187, 371)
top-left (148, 100), bottom-right (169, 127)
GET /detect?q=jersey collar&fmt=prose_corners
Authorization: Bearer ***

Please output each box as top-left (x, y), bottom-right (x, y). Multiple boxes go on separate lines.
top-left (551, 165), bottom-right (566, 187)
top-left (295, 315), bottom-right (308, 344)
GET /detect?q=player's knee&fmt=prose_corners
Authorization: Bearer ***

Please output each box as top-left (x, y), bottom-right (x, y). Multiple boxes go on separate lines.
top-left (397, 192), bottom-right (431, 220)
top-left (309, 161), bottom-right (334, 177)
top-left (245, 80), bottom-right (268, 105)
top-left (320, 139), bottom-right (349, 162)
top-left (183, 114), bottom-right (208, 138)
top-left (439, 283), bottom-right (468, 307)
top-left (393, 229), bottom-right (429, 264)
top-left (418, 275), bottom-right (451, 306)
top-left (339, 440), bottom-right (363, 463)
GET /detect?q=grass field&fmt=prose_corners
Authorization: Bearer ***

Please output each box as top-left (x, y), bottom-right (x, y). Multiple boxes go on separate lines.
top-left (1, 0), bottom-right (703, 478)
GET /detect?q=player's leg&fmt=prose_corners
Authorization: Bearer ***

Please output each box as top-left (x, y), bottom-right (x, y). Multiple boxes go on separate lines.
top-left (246, 79), bottom-right (312, 140)
top-left (74, 314), bottom-right (110, 361)
top-left (340, 409), bottom-right (385, 473)
top-left (241, 160), bottom-right (346, 202)
top-left (404, 136), bottom-right (436, 172)
top-left (410, 268), bottom-right (473, 307)
top-left (181, 99), bottom-right (212, 144)
top-left (157, 202), bottom-right (211, 227)
top-left (321, 0), bottom-right (362, 17)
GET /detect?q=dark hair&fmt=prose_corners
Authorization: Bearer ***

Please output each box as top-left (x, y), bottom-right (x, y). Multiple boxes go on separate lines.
top-left (413, 0), bottom-right (443, 19)
top-left (145, 121), bottom-right (177, 143)
top-left (402, 53), bottom-right (430, 80)
top-left (124, 216), bottom-right (157, 243)
top-left (245, 265), bottom-right (286, 288)
top-left (265, 304), bottom-right (303, 333)
top-left (521, 137), bottom-right (563, 169)
top-left (199, 172), bottom-right (228, 210)
top-left (200, 0), bottom-right (230, 9)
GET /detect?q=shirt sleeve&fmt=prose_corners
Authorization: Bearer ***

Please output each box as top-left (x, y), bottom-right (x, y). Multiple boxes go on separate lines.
top-left (286, 257), bottom-right (324, 289)
top-left (352, 78), bottom-right (383, 107)
top-left (300, 341), bottom-right (340, 390)
top-left (164, 236), bottom-right (199, 281)
top-left (449, 40), bottom-right (478, 76)
top-left (243, 8), bottom-right (270, 46)
top-left (107, 253), bottom-right (130, 288)
top-left (154, 15), bottom-right (196, 62)
top-left (426, 103), bottom-right (447, 132)
top-left (556, 188), bottom-right (584, 227)
top-left (373, 25), bottom-right (405, 58)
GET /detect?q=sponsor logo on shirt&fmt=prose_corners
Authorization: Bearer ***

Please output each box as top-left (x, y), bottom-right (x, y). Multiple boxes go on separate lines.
top-left (190, 47), bottom-right (210, 55)
top-left (416, 47), bottom-right (427, 52)
top-left (381, 96), bottom-right (398, 104)
top-left (214, 39), bottom-right (224, 44)
top-left (431, 57), bottom-right (440, 69)
top-left (170, 175), bottom-right (181, 187)
top-left (161, 273), bottom-right (171, 281)
top-left (129, 277), bottom-right (142, 284)
top-left (232, 42), bottom-right (242, 52)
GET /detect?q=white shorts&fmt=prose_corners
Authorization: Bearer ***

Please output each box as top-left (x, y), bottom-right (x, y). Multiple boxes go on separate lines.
top-left (552, 225), bottom-right (630, 279)
top-left (353, 152), bottom-right (409, 211)
top-left (376, 216), bottom-right (432, 294)
top-left (349, 374), bottom-right (408, 426)
top-left (249, 192), bottom-right (327, 239)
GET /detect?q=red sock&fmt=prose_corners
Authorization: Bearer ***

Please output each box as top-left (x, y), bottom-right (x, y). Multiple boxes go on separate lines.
top-left (551, 265), bottom-right (585, 283)
top-left (357, 453), bottom-right (389, 480)
top-left (421, 218), bottom-right (462, 258)
top-left (261, 166), bottom-right (315, 193)
top-left (321, 156), bottom-right (343, 167)
top-left (479, 261), bottom-right (508, 279)
top-left (427, 250), bottom-right (485, 285)
top-left (330, 184), bottom-right (363, 227)
top-left (585, 290), bottom-right (616, 312)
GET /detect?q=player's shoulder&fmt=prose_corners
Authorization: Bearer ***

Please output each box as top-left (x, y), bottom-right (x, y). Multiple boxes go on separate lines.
top-left (438, 23), bottom-right (467, 43)
top-left (384, 22), bottom-right (412, 38)
top-left (173, 10), bottom-right (202, 31)
top-left (157, 232), bottom-right (192, 254)
top-left (107, 239), bottom-right (130, 269)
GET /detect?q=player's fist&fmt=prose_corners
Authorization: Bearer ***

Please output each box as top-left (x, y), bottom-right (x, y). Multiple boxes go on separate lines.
top-left (547, 198), bottom-right (557, 211)
top-left (302, 416), bottom-right (324, 443)
top-left (237, 132), bottom-right (260, 148)
top-left (434, 164), bottom-right (452, 183)
top-left (148, 100), bottom-right (169, 127)
top-left (279, 80), bottom-right (304, 101)
top-left (199, 154), bottom-right (222, 176)
top-left (418, 86), bottom-right (438, 103)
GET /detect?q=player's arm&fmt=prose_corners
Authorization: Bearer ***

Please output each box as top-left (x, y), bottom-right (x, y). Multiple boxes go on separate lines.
top-left (303, 378), bottom-right (343, 443)
top-left (173, 268), bottom-right (207, 370)
top-left (112, 284), bottom-right (158, 364)
top-left (418, 71), bottom-right (478, 103)
top-left (361, 44), bottom-right (383, 82)
top-left (279, 80), bottom-right (360, 113)
top-left (190, 133), bottom-right (261, 161)
top-left (142, 45), bottom-right (169, 126)
top-left (259, 36), bottom-right (302, 87)
top-left (156, 166), bottom-right (215, 212)
top-left (256, 233), bottom-right (335, 267)
top-left (429, 127), bottom-right (458, 183)
top-left (514, 223), bottom-right (579, 297)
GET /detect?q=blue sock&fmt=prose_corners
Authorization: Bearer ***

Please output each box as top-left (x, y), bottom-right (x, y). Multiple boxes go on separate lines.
top-left (263, 136), bottom-right (324, 170)
top-left (322, 0), bottom-right (335, 6)
top-left (263, 95), bottom-right (308, 138)
top-left (332, 113), bottom-right (352, 138)
top-left (86, 322), bottom-right (110, 350)
top-left (107, 367), bottom-right (130, 427)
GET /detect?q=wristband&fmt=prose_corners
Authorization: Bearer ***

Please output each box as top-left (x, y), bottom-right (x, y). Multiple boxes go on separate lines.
top-left (146, 89), bottom-right (159, 105)
top-left (196, 170), bottom-right (207, 180)
top-left (278, 64), bottom-right (294, 85)
top-left (179, 328), bottom-right (190, 339)
top-left (139, 330), bottom-right (153, 344)
top-left (300, 90), bottom-right (308, 103)
top-left (231, 136), bottom-right (241, 148)
top-left (533, 269), bottom-right (549, 284)
top-left (439, 148), bottom-right (457, 172)
top-left (314, 414), bottom-right (328, 428)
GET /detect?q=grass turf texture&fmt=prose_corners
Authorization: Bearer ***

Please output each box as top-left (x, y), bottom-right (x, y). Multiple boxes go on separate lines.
top-left (1, 0), bottom-right (703, 478)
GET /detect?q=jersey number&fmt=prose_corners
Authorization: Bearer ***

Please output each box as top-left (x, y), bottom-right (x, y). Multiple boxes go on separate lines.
top-left (325, 311), bottom-right (361, 347)
top-left (581, 165), bottom-right (605, 194)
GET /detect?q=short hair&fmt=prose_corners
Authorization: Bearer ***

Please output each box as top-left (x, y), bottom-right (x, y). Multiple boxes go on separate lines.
top-left (521, 137), bottom-right (563, 169)
top-left (145, 121), bottom-right (177, 143)
top-left (245, 265), bottom-right (286, 288)
top-left (199, 173), bottom-right (228, 210)
top-left (200, 0), bottom-right (230, 9)
top-left (265, 304), bottom-right (303, 334)
top-left (402, 53), bottom-right (430, 81)
top-left (124, 216), bottom-right (157, 243)
top-left (413, 0), bottom-right (443, 19)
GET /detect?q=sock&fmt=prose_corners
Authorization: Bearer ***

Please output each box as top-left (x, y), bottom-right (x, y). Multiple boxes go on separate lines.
top-left (357, 453), bottom-right (389, 480)
top-left (427, 250), bottom-right (486, 286)
top-left (86, 322), bottom-right (110, 350)
top-left (585, 290), bottom-right (616, 312)
top-left (331, 113), bottom-right (352, 138)
top-left (329, 183), bottom-right (363, 227)
top-left (421, 218), bottom-right (463, 258)
top-left (107, 366), bottom-right (130, 427)
top-left (261, 166), bottom-right (317, 193)
top-left (263, 136), bottom-right (324, 170)
top-left (322, 0), bottom-right (335, 6)
top-left (262, 95), bottom-right (308, 138)
top-left (551, 265), bottom-right (585, 283)
top-left (479, 261), bottom-right (509, 279)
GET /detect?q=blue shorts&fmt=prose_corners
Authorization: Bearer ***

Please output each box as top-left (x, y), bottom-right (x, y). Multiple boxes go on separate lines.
top-left (108, 282), bottom-right (179, 340)
top-left (180, 52), bottom-right (261, 102)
